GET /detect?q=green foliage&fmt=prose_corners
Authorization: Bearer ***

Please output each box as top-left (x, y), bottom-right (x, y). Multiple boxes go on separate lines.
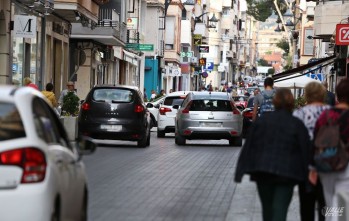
top-left (276, 39), bottom-right (290, 55)
top-left (62, 92), bottom-right (80, 116)
top-left (258, 58), bottom-right (269, 66)
top-left (268, 68), bottom-right (275, 75)
top-left (246, 0), bottom-right (274, 21)
top-left (295, 96), bottom-right (306, 108)
top-left (283, 55), bottom-right (293, 71)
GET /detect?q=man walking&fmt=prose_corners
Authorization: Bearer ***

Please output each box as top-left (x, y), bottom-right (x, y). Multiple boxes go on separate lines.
top-left (58, 81), bottom-right (77, 106)
top-left (252, 77), bottom-right (276, 121)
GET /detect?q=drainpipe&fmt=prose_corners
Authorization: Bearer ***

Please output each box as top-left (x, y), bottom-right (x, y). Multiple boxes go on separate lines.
top-left (39, 16), bottom-right (46, 89)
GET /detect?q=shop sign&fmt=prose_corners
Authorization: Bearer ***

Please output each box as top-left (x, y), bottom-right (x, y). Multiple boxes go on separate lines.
top-left (127, 17), bottom-right (138, 30)
top-left (336, 24), bottom-right (349, 45)
top-left (14, 15), bottom-right (37, 38)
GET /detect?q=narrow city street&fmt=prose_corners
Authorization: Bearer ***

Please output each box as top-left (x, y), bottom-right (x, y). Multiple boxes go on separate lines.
top-left (83, 129), bottom-right (300, 221)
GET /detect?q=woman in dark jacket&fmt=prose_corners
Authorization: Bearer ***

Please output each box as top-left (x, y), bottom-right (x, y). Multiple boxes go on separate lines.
top-left (235, 88), bottom-right (312, 221)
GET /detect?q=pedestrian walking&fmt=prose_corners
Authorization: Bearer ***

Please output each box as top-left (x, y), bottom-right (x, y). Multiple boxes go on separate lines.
top-left (42, 83), bottom-right (58, 108)
top-left (235, 88), bottom-right (311, 221)
top-left (310, 79), bottom-right (349, 221)
top-left (150, 89), bottom-right (157, 101)
top-left (293, 82), bottom-right (329, 221)
top-left (23, 77), bottom-right (39, 90)
top-left (252, 77), bottom-right (275, 121)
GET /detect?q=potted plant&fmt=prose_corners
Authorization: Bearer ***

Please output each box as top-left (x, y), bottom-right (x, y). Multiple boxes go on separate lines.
top-left (60, 91), bottom-right (80, 141)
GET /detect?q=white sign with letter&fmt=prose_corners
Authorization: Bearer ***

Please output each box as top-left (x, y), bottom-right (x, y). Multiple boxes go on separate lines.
top-left (14, 15), bottom-right (37, 38)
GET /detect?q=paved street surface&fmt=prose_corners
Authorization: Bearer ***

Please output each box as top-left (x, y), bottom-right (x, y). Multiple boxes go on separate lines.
top-left (83, 129), bottom-right (300, 221)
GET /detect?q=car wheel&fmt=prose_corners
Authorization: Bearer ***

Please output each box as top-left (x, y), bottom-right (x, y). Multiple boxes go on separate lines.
top-left (157, 129), bottom-right (165, 138)
top-left (229, 136), bottom-right (243, 146)
top-left (175, 134), bottom-right (186, 145)
top-left (137, 134), bottom-right (148, 147)
top-left (80, 188), bottom-right (88, 221)
top-left (51, 197), bottom-right (60, 221)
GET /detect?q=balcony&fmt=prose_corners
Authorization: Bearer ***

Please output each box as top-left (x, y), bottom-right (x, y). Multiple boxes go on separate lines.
top-left (54, 0), bottom-right (101, 23)
top-left (70, 9), bottom-right (126, 46)
top-left (314, 0), bottom-right (349, 37)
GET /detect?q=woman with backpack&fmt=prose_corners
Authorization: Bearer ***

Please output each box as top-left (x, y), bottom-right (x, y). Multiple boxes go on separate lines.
top-left (293, 82), bottom-right (329, 221)
top-left (311, 79), bottom-right (349, 219)
top-left (235, 88), bottom-right (311, 221)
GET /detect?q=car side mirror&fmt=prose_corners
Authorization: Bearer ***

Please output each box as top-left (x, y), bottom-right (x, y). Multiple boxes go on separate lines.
top-left (146, 103), bottom-right (153, 108)
top-left (76, 136), bottom-right (97, 157)
top-left (154, 104), bottom-right (160, 109)
top-left (173, 105), bottom-right (179, 109)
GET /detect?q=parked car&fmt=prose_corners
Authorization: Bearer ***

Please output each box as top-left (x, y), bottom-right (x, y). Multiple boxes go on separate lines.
top-left (0, 86), bottom-right (96, 221)
top-left (145, 96), bottom-right (166, 127)
top-left (232, 95), bottom-right (249, 111)
top-left (78, 85), bottom-right (151, 147)
top-left (157, 91), bottom-right (190, 137)
top-left (174, 91), bottom-right (243, 146)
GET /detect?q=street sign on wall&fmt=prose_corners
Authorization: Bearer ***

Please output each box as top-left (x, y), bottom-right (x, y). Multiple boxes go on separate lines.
top-left (125, 43), bottom-right (154, 51)
top-left (193, 34), bottom-right (202, 45)
top-left (198, 45), bottom-right (209, 53)
top-left (336, 24), bottom-right (349, 45)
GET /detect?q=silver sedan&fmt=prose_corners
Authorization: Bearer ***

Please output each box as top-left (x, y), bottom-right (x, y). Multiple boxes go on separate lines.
top-left (174, 91), bottom-right (243, 146)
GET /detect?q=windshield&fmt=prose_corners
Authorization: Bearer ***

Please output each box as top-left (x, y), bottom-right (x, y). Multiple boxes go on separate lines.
top-left (0, 102), bottom-right (26, 141)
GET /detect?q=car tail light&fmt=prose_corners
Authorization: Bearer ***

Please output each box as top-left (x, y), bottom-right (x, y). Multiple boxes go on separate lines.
top-left (230, 131), bottom-right (238, 135)
top-left (243, 111), bottom-right (253, 118)
top-left (230, 101), bottom-right (241, 115)
top-left (134, 104), bottom-right (144, 113)
top-left (81, 102), bottom-right (90, 111)
top-left (183, 130), bottom-right (192, 135)
top-left (0, 148), bottom-right (46, 183)
top-left (159, 107), bottom-right (172, 115)
top-left (181, 101), bottom-right (193, 114)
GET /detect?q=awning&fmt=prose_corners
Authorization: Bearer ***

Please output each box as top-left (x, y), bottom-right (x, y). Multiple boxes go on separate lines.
top-left (273, 55), bottom-right (336, 81)
top-left (123, 50), bottom-right (141, 66)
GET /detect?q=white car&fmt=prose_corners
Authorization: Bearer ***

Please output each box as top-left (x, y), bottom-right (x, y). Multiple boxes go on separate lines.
top-left (157, 91), bottom-right (190, 137)
top-left (0, 86), bottom-right (96, 221)
top-left (145, 96), bottom-right (166, 127)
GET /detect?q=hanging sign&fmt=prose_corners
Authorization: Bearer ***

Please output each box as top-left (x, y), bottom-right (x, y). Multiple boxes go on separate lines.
top-left (336, 24), bottom-right (349, 45)
top-left (14, 15), bottom-right (37, 38)
top-left (127, 17), bottom-right (138, 30)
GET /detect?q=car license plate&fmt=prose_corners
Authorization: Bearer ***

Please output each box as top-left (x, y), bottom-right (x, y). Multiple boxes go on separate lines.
top-left (200, 122), bottom-right (222, 127)
top-left (101, 125), bottom-right (122, 131)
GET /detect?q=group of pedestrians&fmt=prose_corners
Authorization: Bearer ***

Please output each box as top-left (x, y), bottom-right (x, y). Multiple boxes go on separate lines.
top-left (235, 77), bottom-right (349, 221)
top-left (23, 77), bottom-right (77, 114)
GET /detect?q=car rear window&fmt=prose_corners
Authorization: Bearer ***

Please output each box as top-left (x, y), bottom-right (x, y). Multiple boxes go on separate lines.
top-left (92, 88), bottom-right (134, 102)
top-left (189, 100), bottom-right (232, 112)
top-left (163, 96), bottom-right (185, 106)
top-left (0, 103), bottom-right (26, 141)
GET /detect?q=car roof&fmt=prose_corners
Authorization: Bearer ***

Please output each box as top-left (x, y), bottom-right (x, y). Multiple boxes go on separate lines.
top-left (166, 91), bottom-right (191, 97)
top-left (190, 91), bottom-right (232, 100)
top-left (0, 86), bottom-right (44, 102)
top-left (93, 84), bottom-right (139, 91)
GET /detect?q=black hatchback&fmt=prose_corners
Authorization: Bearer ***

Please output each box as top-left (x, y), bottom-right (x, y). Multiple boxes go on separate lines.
top-left (78, 85), bottom-right (151, 147)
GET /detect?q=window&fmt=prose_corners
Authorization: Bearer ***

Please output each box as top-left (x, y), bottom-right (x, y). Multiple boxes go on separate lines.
top-left (0, 103), bottom-right (25, 141)
top-left (93, 88), bottom-right (134, 102)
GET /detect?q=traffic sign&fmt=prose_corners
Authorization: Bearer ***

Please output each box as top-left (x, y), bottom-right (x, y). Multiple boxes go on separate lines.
top-left (199, 58), bottom-right (206, 66)
top-left (205, 62), bottom-right (214, 71)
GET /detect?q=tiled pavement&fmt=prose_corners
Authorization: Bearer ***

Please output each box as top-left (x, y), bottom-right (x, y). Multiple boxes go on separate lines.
top-left (84, 131), bottom-right (302, 221)
top-left (226, 175), bottom-right (300, 221)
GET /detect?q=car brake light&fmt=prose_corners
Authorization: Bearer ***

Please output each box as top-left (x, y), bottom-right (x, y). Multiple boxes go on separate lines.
top-left (159, 107), bottom-right (172, 115)
top-left (0, 148), bottom-right (46, 183)
top-left (243, 111), bottom-right (253, 118)
top-left (81, 102), bottom-right (90, 111)
top-left (134, 104), bottom-right (144, 113)
top-left (181, 101), bottom-right (193, 114)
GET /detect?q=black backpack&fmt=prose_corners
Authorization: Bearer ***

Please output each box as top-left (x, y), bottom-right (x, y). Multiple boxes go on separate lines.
top-left (314, 110), bottom-right (349, 172)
